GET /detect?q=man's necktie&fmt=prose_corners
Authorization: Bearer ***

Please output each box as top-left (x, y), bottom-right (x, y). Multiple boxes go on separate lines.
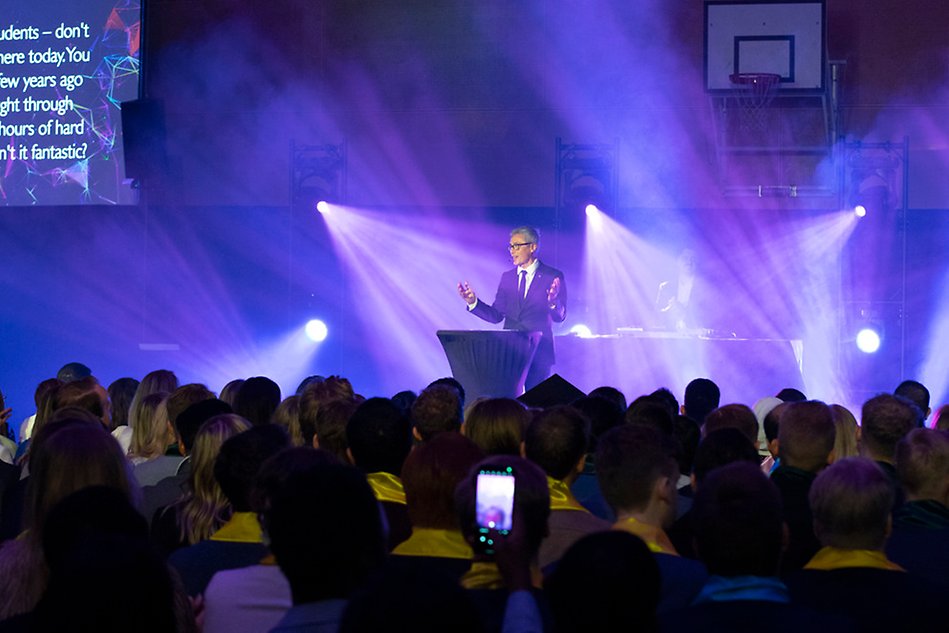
top-left (518, 270), bottom-right (527, 304)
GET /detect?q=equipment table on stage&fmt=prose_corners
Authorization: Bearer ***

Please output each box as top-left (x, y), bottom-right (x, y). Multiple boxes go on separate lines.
top-left (554, 329), bottom-right (804, 405)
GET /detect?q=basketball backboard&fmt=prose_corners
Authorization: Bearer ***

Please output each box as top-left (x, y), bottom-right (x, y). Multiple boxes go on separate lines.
top-left (705, 1), bottom-right (826, 93)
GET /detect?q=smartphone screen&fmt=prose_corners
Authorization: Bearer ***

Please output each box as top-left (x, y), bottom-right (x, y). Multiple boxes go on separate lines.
top-left (475, 470), bottom-right (515, 533)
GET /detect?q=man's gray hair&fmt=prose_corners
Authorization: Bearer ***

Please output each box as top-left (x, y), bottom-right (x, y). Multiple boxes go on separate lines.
top-left (510, 226), bottom-right (539, 244)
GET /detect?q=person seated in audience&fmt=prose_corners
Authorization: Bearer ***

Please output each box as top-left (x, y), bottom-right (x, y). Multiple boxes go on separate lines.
top-left (168, 424), bottom-right (289, 596)
top-left (667, 428), bottom-right (760, 559)
top-left (681, 378), bottom-right (720, 425)
top-left (588, 386), bottom-right (627, 411)
top-left (128, 392), bottom-right (175, 468)
top-left (545, 531), bottom-right (660, 633)
top-left (462, 397), bottom-right (530, 456)
top-left (391, 390), bottom-right (417, 416)
top-left (770, 400), bottom-right (836, 574)
top-left (776, 387), bottom-right (806, 402)
top-left (596, 424), bottom-right (707, 612)
top-left (219, 378), bottom-right (245, 408)
top-left (29, 486), bottom-right (186, 633)
top-left (14, 378), bottom-right (61, 458)
top-left (885, 428), bottom-right (949, 589)
top-left (569, 395), bottom-right (625, 522)
top-left (786, 457), bottom-right (943, 632)
top-left (346, 397), bottom-right (414, 550)
top-left (390, 432), bottom-right (484, 579)
top-left (702, 403), bottom-right (759, 449)
top-left (933, 404), bottom-right (949, 431)
top-left (201, 448), bottom-right (343, 633)
top-left (830, 404), bottom-right (859, 459)
top-left (266, 452), bottom-right (387, 633)
top-left (232, 376), bottom-right (281, 426)
top-left (662, 462), bottom-right (838, 633)
top-left (894, 379), bottom-right (931, 424)
top-left (455, 455), bottom-right (552, 633)
top-left (427, 376), bottom-right (466, 408)
top-left (523, 405), bottom-right (610, 570)
top-left (313, 398), bottom-right (360, 462)
top-left (51, 376), bottom-right (112, 430)
top-left (860, 393), bottom-right (919, 506)
top-left (752, 396), bottom-right (783, 466)
top-left (0, 417), bottom-right (138, 621)
top-left (626, 396), bottom-right (675, 437)
top-left (151, 412), bottom-right (250, 557)
top-left (135, 383), bottom-right (215, 486)
top-left (298, 375), bottom-right (356, 447)
top-left (270, 395), bottom-right (304, 446)
top-left (106, 376), bottom-right (139, 452)
top-left (410, 383), bottom-right (463, 443)
top-left (141, 398), bottom-right (235, 523)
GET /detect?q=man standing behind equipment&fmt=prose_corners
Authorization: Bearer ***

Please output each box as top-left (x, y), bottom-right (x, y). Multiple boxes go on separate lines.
top-left (458, 226), bottom-right (567, 390)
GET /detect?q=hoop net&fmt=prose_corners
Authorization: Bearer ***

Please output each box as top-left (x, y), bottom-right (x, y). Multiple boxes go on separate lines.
top-left (729, 73), bottom-right (781, 136)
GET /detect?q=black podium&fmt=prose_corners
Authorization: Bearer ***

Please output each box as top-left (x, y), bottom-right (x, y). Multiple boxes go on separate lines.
top-left (436, 330), bottom-right (542, 400)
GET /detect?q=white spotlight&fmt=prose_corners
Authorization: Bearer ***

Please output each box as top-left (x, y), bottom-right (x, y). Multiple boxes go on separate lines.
top-left (854, 205), bottom-right (867, 218)
top-left (855, 327), bottom-right (881, 354)
top-left (305, 319), bottom-right (329, 343)
top-left (569, 324), bottom-right (593, 338)
top-left (316, 201), bottom-right (331, 215)
top-left (585, 204), bottom-right (600, 216)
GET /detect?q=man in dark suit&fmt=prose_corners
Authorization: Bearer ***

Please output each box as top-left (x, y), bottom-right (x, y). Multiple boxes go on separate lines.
top-left (458, 226), bottom-right (566, 390)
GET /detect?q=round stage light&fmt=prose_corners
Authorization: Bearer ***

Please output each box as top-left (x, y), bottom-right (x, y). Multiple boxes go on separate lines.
top-left (316, 201), bottom-right (330, 214)
top-left (305, 319), bottom-right (329, 342)
top-left (569, 324), bottom-right (593, 338)
top-left (855, 327), bottom-right (881, 354)
top-left (854, 204), bottom-right (867, 218)
top-left (585, 204), bottom-right (600, 216)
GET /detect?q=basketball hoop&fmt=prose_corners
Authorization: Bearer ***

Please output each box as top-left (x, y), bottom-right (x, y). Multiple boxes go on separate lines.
top-left (729, 73), bottom-right (782, 135)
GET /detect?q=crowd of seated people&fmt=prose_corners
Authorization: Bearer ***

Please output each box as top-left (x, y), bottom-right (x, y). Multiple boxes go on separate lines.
top-left (0, 365), bottom-right (947, 632)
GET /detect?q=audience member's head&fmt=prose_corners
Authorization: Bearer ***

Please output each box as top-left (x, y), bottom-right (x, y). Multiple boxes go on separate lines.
top-left (895, 428), bottom-right (949, 505)
top-left (753, 396), bottom-right (783, 454)
top-left (763, 401), bottom-right (790, 457)
top-left (391, 390), bottom-right (417, 416)
top-left (545, 531), bottom-right (660, 633)
top-left (218, 379), bottom-right (245, 408)
top-left (776, 387), bottom-right (807, 403)
top-left (56, 362), bottom-right (92, 383)
top-left (596, 424), bottom-right (678, 524)
top-left (35, 486), bottom-right (178, 633)
top-left (52, 376), bottom-right (110, 428)
top-left (649, 388), bottom-right (680, 422)
top-left (777, 401), bottom-right (836, 473)
top-left (176, 413), bottom-right (251, 544)
top-left (934, 404), bottom-right (949, 432)
top-left (427, 377), bottom-right (466, 409)
top-left (411, 384), bottom-right (463, 442)
top-left (861, 393), bottom-right (919, 463)
top-left (524, 405), bottom-right (590, 483)
top-left (314, 397), bottom-right (360, 462)
top-left (346, 397), bottom-right (412, 475)
top-left (703, 403), bottom-right (759, 448)
top-left (263, 452), bottom-right (386, 604)
top-left (174, 398), bottom-right (232, 455)
top-left (271, 395), bottom-right (303, 446)
top-left (165, 383), bottom-right (215, 428)
top-left (128, 370), bottom-right (178, 427)
top-left (588, 386), bottom-right (627, 411)
top-left (830, 404), bottom-right (859, 459)
top-left (626, 396), bottom-right (674, 437)
top-left (401, 432), bottom-right (484, 530)
top-left (462, 397), bottom-right (529, 456)
top-left (32, 378), bottom-right (63, 437)
top-left (683, 378), bottom-right (720, 424)
top-left (107, 377), bottom-right (139, 430)
top-left (810, 457), bottom-right (893, 550)
top-left (295, 374), bottom-right (325, 396)
top-left (128, 392), bottom-right (172, 461)
top-left (894, 379), bottom-right (931, 420)
top-left (570, 395), bottom-right (624, 452)
top-left (692, 461), bottom-right (784, 577)
top-left (232, 376), bottom-right (282, 426)
top-left (299, 375), bottom-right (355, 446)
top-left (214, 424), bottom-right (290, 512)
top-left (455, 455), bottom-right (550, 562)
top-left (691, 428), bottom-right (760, 486)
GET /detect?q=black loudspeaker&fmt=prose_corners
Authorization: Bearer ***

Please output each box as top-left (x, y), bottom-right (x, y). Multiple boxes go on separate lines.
top-left (121, 98), bottom-right (168, 184)
top-left (518, 374), bottom-right (586, 409)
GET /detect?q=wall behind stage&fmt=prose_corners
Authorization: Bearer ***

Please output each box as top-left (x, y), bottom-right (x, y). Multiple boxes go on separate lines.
top-left (143, 0), bottom-right (949, 209)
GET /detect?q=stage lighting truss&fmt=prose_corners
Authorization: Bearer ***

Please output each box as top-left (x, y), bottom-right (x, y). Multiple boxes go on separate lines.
top-left (290, 140), bottom-right (347, 206)
top-left (555, 137), bottom-right (619, 215)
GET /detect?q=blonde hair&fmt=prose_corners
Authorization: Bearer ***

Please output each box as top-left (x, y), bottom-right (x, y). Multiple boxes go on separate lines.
top-left (830, 404), bottom-right (859, 460)
top-left (271, 395), bottom-right (304, 446)
top-left (173, 414), bottom-right (250, 544)
top-left (128, 392), bottom-right (172, 461)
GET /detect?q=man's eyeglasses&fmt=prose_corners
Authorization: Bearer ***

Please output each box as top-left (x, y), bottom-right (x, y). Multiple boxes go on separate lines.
top-left (507, 242), bottom-right (534, 251)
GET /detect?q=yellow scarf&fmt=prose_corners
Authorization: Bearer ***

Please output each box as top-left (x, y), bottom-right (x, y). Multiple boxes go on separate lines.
top-left (460, 562), bottom-right (506, 590)
top-left (804, 547), bottom-right (905, 571)
top-left (613, 516), bottom-right (679, 556)
top-left (366, 472), bottom-right (406, 504)
top-left (548, 477), bottom-right (589, 512)
top-left (209, 512), bottom-right (263, 543)
top-left (392, 528), bottom-right (473, 560)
